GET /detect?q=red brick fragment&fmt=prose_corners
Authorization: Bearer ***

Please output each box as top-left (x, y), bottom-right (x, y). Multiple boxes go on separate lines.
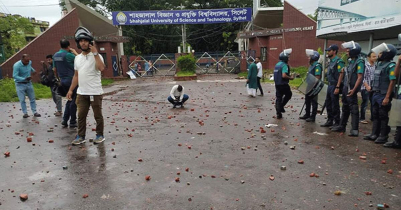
top-left (175, 177), bottom-right (180, 182)
top-left (138, 158), bottom-right (143, 162)
top-left (365, 191), bottom-right (372, 195)
top-left (187, 146), bottom-right (191, 149)
top-left (387, 169), bottom-right (393, 174)
top-left (190, 109), bottom-right (195, 111)
top-left (381, 160), bottom-right (386, 164)
top-left (310, 173), bottom-right (315, 177)
top-left (29, 132), bottom-right (34, 136)
top-left (145, 175), bottom-right (151, 181)
top-left (185, 168), bottom-right (189, 172)
top-left (298, 160), bottom-right (304, 164)
top-left (19, 194), bottom-right (28, 201)
top-left (4, 151), bottom-right (10, 157)
top-left (27, 137), bottom-right (32, 142)
top-left (48, 140), bottom-right (54, 143)
top-left (82, 194), bottom-right (88, 198)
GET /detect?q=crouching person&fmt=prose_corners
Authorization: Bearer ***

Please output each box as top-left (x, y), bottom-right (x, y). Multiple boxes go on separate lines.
top-left (168, 85), bottom-right (189, 108)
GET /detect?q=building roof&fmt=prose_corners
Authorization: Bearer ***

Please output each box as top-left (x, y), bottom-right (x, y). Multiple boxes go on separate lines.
top-left (65, 0), bottom-right (118, 36)
top-left (252, 7), bottom-right (284, 29)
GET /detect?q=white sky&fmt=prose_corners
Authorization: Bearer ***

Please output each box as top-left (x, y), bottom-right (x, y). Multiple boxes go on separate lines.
top-left (1, 0), bottom-right (319, 26)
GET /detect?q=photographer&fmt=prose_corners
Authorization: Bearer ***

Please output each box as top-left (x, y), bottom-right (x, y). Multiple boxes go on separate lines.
top-left (168, 85), bottom-right (189, 108)
top-left (13, 54), bottom-right (41, 118)
top-left (41, 55), bottom-right (62, 116)
top-left (53, 39), bottom-right (78, 128)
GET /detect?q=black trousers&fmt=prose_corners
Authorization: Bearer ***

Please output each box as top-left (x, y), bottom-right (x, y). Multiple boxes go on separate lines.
top-left (325, 85), bottom-right (341, 124)
top-left (304, 95), bottom-right (318, 118)
top-left (340, 86), bottom-right (359, 131)
top-left (256, 77), bottom-right (264, 95)
top-left (371, 93), bottom-right (392, 137)
top-left (275, 84), bottom-right (292, 114)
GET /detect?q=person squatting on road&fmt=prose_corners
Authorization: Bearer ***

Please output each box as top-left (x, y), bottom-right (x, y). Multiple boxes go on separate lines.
top-left (247, 58), bottom-right (258, 97)
top-left (13, 54), bottom-right (41, 118)
top-left (331, 41), bottom-right (365, 137)
top-left (274, 48), bottom-right (294, 119)
top-left (67, 26), bottom-right (106, 145)
top-left (321, 44), bottom-right (345, 128)
top-left (168, 85), bottom-right (189, 108)
top-left (53, 39), bottom-right (78, 128)
top-left (300, 49), bottom-right (322, 123)
top-left (363, 43), bottom-right (397, 144)
top-left (41, 54), bottom-right (62, 116)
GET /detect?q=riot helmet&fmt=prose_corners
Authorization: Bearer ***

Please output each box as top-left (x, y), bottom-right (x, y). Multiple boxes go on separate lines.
top-left (372, 43), bottom-right (397, 61)
top-left (342, 41), bottom-right (361, 58)
top-left (279, 48), bottom-right (292, 63)
top-left (306, 49), bottom-right (320, 62)
top-left (74, 26), bottom-right (93, 51)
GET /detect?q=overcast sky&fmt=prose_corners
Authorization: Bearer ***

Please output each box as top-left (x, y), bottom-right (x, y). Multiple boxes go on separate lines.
top-left (1, 0), bottom-right (319, 26)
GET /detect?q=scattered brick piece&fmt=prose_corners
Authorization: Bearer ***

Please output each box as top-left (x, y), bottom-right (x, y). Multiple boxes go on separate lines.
top-left (27, 137), bottom-right (32, 142)
top-left (185, 168), bottom-right (189, 172)
top-left (82, 194), bottom-right (88, 198)
top-left (187, 146), bottom-right (191, 149)
top-left (19, 194), bottom-right (28, 201)
top-left (48, 140), bottom-right (54, 143)
top-left (298, 160), bottom-right (304, 164)
top-left (381, 160), bottom-right (386, 164)
top-left (359, 156), bottom-right (367, 160)
top-left (269, 175), bottom-right (275, 181)
top-left (310, 173), bottom-right (315, 177)
top-left (138, 158), bottom-right (143, 162)
top-left (387, 169), bottom-right (393, 174)
top-left (175, 177), bottom-right (180, 182)
top-left (145, 175), bottom-right (151, 181)
top-left (365, 191), bottom-right (372, 195)
top-left (4, 151), bottom-right (10, 157)
top-left (334, 190), bottom-right (342, 195)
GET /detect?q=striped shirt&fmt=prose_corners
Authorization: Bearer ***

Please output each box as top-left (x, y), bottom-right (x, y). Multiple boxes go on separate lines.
top-left (362, 60), bottom-right (375, 90)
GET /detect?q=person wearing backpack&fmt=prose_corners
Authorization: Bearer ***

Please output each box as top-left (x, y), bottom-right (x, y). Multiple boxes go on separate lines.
top-left (41, 55), bottom-right (62, 116)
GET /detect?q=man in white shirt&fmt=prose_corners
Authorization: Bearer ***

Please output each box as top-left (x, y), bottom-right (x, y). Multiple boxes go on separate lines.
top-left (255, 57), bottom-right (264, 96)
top-left (67, 27), bottom-right (106, 145)
top-left (168, 85), bottom-right (189, 108)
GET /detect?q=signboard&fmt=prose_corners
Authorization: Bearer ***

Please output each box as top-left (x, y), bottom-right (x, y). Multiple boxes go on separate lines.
top-left (112, 8), bottom-right (252, 25)
top-left (238, 26), bottom-right (314, 38)
top-left (316, 0), bottom-right (401, 37)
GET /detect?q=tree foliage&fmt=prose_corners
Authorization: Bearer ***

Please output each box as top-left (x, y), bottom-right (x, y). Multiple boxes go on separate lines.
top-left (67, 0), bottom-right (282, 55)
top-left (0, 15), bottom-right (34, 63)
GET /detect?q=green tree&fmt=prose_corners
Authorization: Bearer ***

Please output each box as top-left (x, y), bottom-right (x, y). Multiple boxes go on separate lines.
top-left (0, 15), bottom-right (33, 63)
top-left (307, 8), bottom-right (318, 21)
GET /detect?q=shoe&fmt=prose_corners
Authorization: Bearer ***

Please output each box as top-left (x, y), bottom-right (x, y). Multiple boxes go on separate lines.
top-left (306, 117), bottom-right (315, 122)
top-left (276, 113), bottom-right (282, 119)
top-left (359, 120), bottom-right (368, 124)
top-left (173, 105), bottom-right (177, 108)
top-left (348, 130), bottom-right (359, 137)
top-left (33, 113), bottom-right (41, 117)
top-left (259, 94), bottom-right (264, 97)
top-left (69, 123), bottom-right (77, 128)
top-left (299, 115), bottom-right (310, 120)
top-left (23, 114), bottom-right (29, 118)
top-left (54, 111), bottom-right (62, 116)
top-left (374, 136), bottom-right (388, 144)
top-left (321, 120), bottom-right (333, 127)
top-left (363, 134), bottom-right (378, 141)
top-left (93, 135), bottom-right (105, 144)
top-left (281, 107), bottom-right (286, 113)
top-left (329, 124), bottom-right (339, 129)
top-left (61, 121), bottom-right (68, 128)
top-left (383, 141), bottom-right (401, 148)
top-left (71, 136), bottom-right (86, 145)
top-left (331, 125), bottom-right (345, 132)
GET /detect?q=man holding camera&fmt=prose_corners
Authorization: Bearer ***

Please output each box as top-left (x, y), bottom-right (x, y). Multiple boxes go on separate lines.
top-left (168, 85), bottom-right (189, 108)
top-left (13, 54), bottom-right (41, 118)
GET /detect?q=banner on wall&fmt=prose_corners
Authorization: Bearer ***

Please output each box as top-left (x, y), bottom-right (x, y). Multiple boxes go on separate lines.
top-left (112, 8), bottom-right (252, 25)
top-left (316, 0), bottom-right (401, 36)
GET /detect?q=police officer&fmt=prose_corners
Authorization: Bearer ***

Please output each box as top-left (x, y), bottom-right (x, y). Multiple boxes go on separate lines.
top-left (300, 49), bottom-right (322, 122)
top-left (332, 41), bottom-right (364, 136)
top-left (364, 43), bottom-right (397, 144)
top-left (274, 49), bottom-right (294, 119)
top-left (321, 44), bottom-right (345, 127)
top-left (384, 53), bottom-right (401, 149)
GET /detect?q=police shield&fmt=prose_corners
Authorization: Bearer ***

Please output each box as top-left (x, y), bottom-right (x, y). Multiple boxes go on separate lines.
top-left (297, 73), bottom-right (327, 105)
top-left (389, 100), bottom-right (401, 126)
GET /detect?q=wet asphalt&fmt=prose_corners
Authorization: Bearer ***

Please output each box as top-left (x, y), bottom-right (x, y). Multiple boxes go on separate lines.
top-left (0, 75), bottom-right (400, 210)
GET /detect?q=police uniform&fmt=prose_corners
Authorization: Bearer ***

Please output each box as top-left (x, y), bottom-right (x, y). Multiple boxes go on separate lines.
top-left (322, 56), bottom-right (345, 126)
top-left (274, 61), bottom-right (292, 118)
top-left (369, 61), bottom-right (396, 144)
top-left (301, 61), bottom-right (322, 121)
top-left (332, 56), bottom-right (365, 135)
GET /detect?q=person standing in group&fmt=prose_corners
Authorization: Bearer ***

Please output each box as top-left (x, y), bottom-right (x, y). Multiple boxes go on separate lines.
top-left (53, 39), bottom-right (78, 128)
top-left (67, 27), bottom-right (106, 145)
top-left (255, 57), bottom-right (264, 96)
top-left (384, 53), bottom-right (401, 149)
top-left (274, 49), bottom-right (294, 119)
top-left (247, 58), bottom-right (258, 97)
top-left (332, 41), bottom-right (365, 137)
top-left (364, 43), bottom-right (397, 144)
top-left (42, 54), bottom-right (62, 116)
top-left (360, 52), bottom-right (377, 124)
top-left (13, 54), bottom-right (41, 118)
top-left (300, 50), bottom-right (322, 122)
top-left (321, 45), bottom-right (345, 128)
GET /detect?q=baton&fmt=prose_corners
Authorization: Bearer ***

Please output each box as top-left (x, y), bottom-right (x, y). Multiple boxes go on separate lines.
top-left (299, 101), bottom-right (306, 115)
top-left (320, 101), bottom-right (326, 115)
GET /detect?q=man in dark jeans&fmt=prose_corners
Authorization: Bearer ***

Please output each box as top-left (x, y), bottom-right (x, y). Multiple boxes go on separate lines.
top-left (360, 52), bottom-right (377, 123)
top-left (255, 57), bottom-right (264, 96)
top-left (42, 55), bottom-right (62, 116)
top-left (53, 39), bottom-right (78, 128)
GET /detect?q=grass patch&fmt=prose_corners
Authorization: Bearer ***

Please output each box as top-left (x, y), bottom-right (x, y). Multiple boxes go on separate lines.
top-left (176, 71), bottom-right (196, 77)
top-left (0, 78), bottom-right (51, 102)
top-left (101, 78), bottom-right (114, 86)
top-left (237, 71), bottom-right (248, 78)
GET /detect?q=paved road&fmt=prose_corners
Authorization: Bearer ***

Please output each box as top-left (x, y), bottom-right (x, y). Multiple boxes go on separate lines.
top-left (1, 75), bottom-right (400, 210)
